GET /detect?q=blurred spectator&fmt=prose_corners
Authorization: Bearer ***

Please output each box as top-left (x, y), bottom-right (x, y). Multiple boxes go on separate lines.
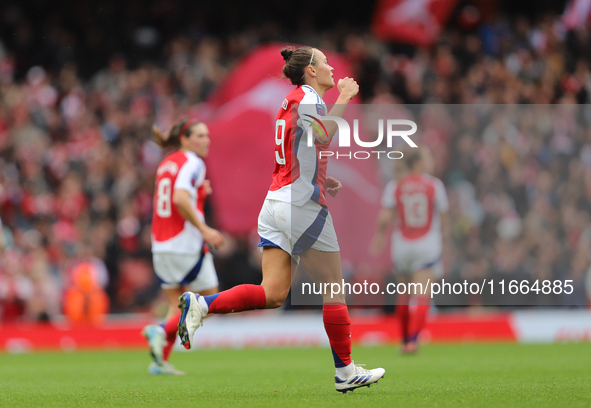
top-left (62, 250), bottom-right (110, 326)
top-left (0, 1), bottom-right (590, 320)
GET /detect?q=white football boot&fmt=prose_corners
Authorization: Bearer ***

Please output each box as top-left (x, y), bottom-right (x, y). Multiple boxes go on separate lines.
top-left (148, 361), bottom-right (186, 375)
top-left (141, 324), bottom-right (166, 365)
top-left (334, 363), bottom-right (386, 393)
top-left (177, 292), bottom-right (204, 349)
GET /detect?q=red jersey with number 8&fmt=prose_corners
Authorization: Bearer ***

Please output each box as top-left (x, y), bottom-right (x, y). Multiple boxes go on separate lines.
top-left (151, 150), bottom-right (205, 254)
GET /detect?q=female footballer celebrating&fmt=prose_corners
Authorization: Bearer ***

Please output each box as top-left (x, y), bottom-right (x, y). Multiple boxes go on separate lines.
top-left (142, 119), bottom-right (224, 375)
top-left (178, 47), bottom-right (385, 392)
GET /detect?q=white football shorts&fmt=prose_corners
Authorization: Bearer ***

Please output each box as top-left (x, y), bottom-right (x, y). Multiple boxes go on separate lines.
top-left (257, 199), bottom-right (340, 263)
top-left (152, 251), bottom-right (218, 291)
top-left (391, 231), bottom-right (443, 278)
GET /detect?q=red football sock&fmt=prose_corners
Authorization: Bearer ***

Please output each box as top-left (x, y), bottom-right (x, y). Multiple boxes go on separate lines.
top-left (323, 304), bottom-right (352, 368)
top-left (161, 311), bottom-right (180, 362)
top-left (396, 303), bottom-right (410, 344)
top-left (207, 284), bottom-right (266, 314)
top-left (162, 336), bottom-right (175, 361)
top-left (409, 296), bottom-right (430, 341)
top-left (163, 311), bottom-right (180, 337)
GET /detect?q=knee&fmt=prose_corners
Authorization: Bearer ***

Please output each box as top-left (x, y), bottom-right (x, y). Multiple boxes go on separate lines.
top-left (263, 288), bottom-right (289, 309)
top-left (267, 298), bottom-right (285, 309)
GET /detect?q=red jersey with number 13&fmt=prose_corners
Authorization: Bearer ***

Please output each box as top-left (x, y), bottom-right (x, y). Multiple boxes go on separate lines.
top-left (388, 173), bottom-right (448, 240)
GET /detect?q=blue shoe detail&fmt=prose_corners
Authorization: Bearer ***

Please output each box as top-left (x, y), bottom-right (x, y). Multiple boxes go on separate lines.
top-left (148, 362), bottom-right (185, 375)
top-left (178, 293), bottom-right (192, 348)
top-left (148, 363), bottom-right (163, 375)
top-left (179, 293), bottom-right (191, 323)
top-left (335, 376), bottom-right (347, 384)
top-left (348, 376), bottom-right (360, 384)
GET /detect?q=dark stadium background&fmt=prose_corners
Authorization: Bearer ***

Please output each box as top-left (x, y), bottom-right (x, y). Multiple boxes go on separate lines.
top-left (0, 0), bottom-right (569, 79)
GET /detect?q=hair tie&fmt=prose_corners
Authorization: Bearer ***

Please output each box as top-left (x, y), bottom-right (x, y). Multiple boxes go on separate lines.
top-left (179, 119), bottom-right (198, 138)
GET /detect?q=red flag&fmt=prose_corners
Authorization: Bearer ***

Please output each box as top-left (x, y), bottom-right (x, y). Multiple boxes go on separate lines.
top-left (372, 0), bottom-right (459, 47)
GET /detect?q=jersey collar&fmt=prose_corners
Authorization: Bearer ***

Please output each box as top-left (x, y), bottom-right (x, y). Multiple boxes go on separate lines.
top-left (301, 85), bottom-right (324, 104)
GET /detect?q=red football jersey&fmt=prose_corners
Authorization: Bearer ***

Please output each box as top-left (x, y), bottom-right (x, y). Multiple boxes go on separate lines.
top-left (151, 150), bottom-right (205, 254)
top-left (266, 85), bottom-right (330, 207)
top-left (386, 173), bottom-right (448, 240)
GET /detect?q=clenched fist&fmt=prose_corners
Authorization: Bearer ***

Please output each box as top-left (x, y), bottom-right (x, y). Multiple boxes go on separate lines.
top-left (337, 77), bottom-right (359, 100)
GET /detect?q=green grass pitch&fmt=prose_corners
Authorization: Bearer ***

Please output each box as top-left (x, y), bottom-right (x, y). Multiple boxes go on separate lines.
top-left (0, 343), bottom-right (590, 407)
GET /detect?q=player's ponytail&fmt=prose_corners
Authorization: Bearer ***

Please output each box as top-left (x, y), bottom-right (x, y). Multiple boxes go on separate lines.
top-left (281, 46), bottom-right (316, 86)
top-left (152, 119), bottom-right (201, 149)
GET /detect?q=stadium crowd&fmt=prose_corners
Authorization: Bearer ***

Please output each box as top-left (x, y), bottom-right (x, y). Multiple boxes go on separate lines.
top-left (0, 1), bottom-right (590, 321)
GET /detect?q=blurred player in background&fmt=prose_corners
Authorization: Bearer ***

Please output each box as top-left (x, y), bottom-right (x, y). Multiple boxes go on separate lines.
top-left (142, 119), bottom-right (224, 375)
top-left (371, 147), bottom-right (449, 354)
top-left (177, 46), bottom-right (385, 392)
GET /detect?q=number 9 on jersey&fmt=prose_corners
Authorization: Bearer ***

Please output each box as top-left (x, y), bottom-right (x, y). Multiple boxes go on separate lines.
top-left (275, 119), bottom-right (286, 165)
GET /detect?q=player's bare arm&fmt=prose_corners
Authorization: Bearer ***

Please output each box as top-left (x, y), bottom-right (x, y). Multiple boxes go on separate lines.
top-left (311, 77), bottom-right (359, 144)
top-left (172, 189), bottom-right (224, 249)
top-left (203, 179), bottom-right (213, 195)
top-left (369, 207), bottom-right (395, 255)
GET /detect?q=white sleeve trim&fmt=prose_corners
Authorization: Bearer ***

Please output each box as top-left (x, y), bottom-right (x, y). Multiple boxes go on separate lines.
top-left (174, 154), bottom-right (203, 192)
